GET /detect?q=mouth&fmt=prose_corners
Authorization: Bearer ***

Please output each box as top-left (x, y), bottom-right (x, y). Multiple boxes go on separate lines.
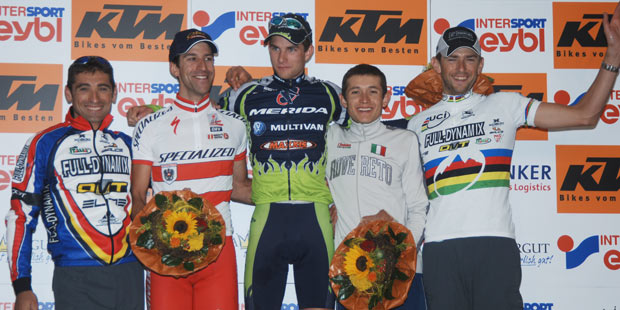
top-left (84, 105), bottom-right (104, 112)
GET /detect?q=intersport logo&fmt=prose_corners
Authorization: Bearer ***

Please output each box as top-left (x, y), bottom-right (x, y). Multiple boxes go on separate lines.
top-left (0, 63), bottom-right (63, 133)
top-left (315, 0), bottom-right (427, 65)
top-left (433, 17), bottom-right (547, 53)
top-left (0, 5), bottom-right (65, 43)
top-left (72, 1), bottom-right (186, 61)
top-left (553, 2), bottom-right (616, 69)
top-left (485, 73), bottom-right (548, 140)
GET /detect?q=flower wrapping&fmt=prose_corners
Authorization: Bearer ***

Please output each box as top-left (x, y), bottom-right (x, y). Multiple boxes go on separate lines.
top-left (330, 220), bottom-right (417, 310)
top-left (129, 190), bottom-right (225, 277)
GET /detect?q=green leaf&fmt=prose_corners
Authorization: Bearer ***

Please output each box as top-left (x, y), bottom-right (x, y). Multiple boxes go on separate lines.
top-left (396, 232), bottom-right (407, 244)
top-left (385, 280), bottom-right (395, 300)
top-left (393, 268), bottom-right (409, 281)
top-left (388, 225), bottom-right (397, 240)
top-left (343, 238), bottom-right (355, 248)
top-left (330, 275), bottom-right (349, 285)
top-left (183, 261), bottom-right (195, 271)
top-left (188, 197), bottom-right (203, 209)
top-left (154, 194), bottom-right (168, 208)
top-left (161, 254), bottom-right (182, 266)
top-left (136, 230), bottom-right (155, 249)
top-left (212, 234), bottom-right (222, 245)
top-left (172, 194), bottom-right (181, 203)
top-left (338, 283), bottom-right (355, 301)
top-left (365, 230), bottom-right (374, 240)
top-left (369, 294), bottom-right (380, 310)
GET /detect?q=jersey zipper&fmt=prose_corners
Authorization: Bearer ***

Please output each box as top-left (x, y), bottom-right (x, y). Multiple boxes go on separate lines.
top-left (92, 129), bottom-right (115, 264)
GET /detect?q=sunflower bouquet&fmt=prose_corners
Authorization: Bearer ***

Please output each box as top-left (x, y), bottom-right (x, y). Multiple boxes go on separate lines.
top-left (129, 190), bottom-right (225, 277)
top-left (329, 221), bottom-right (416, 310)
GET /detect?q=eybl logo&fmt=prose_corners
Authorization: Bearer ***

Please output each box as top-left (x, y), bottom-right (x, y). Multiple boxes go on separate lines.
top-left (557, 234), bottom-right (620, 270)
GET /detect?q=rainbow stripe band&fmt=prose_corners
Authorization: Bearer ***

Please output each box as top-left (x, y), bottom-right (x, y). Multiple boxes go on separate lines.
top-left (524, 98), bottom-right (535, 127)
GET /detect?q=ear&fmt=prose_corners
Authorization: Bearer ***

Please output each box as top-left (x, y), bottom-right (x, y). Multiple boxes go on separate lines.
top-left (477, 57), bottom-right (485, 75)
top-left (431, 56), bottom-right (441, 73)
top-left (112, 87), bottom-right (118, 104)
top-left (169, 61), bottom-right (179, 79)
top-left (339, 93), bottom-right (348, 109)
top-left (381, 91), bottom-right (389, 109)
top-left (304, 44), bottom-right (315, 63)
top-left (64, 86), bottom-right (73, 104)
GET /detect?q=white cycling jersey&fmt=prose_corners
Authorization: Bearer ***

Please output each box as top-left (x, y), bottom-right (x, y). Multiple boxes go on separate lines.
top-left (132, 95), bottom-right (247, 236)
top-left (407, 91), bottom-right (540, 243)
top-left (326, 119), bottom-right (428, 257)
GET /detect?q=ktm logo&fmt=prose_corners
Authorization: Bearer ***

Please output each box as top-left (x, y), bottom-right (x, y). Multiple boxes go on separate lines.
top-left (75, 5), bottom-right (182, 39)
top-left (319, 10), bottom-right (423, 43)
top-left (557, 13), bottom-right (608, 48)
top-left (556, 145), bottom-right (620, 213)
top-left (0, 64), bottom-right (62, 133)
top-left (560, 157), bottom-right (620, 192)
top-left (0, 76), bottom-right (58, 111)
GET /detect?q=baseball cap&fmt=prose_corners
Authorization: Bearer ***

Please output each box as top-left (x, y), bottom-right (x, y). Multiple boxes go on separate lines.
top-left (264, 13), bottom-right (312, 45)
top-left (436, 26), bottom-right (481, 57)
top-left (169, 29), bottom-right (219, 62)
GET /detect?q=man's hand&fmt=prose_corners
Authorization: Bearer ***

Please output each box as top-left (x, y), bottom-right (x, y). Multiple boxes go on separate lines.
top-left (360, 209), bottom-right (394, 225)
top-left (603, 1), bottom-right (620, 64)
top-left (15, 290), bottom-right (38, 310)
top-left (329, 204), bottom-right (338, 230)
top-left (225, 66), bottom-right (253, 90)
top-left (127, 105), bottom-right (155, 127)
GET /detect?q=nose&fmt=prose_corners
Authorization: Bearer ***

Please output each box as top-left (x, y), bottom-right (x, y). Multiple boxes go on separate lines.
top-left (196, 57), bottom-right (207, 70)
top-left (456, 59), bottom-right (466, 72)
top-left (360, 91), bottom-right (370, 103)
top-left (277, 50), bottom-right (286, 64)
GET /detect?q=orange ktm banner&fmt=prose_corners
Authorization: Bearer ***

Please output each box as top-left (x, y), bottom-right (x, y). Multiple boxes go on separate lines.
top-left (485, 73), bottom-right (548, 141)
top-left (0, 63), bottom-right (63, 133)
top-left (556, 145), bottom-right (620, 214)
top-left (315, 0), bottom-right (427, 65)
top-left (72, 0), bottom-right (187, 62)
top-left (553, 2), bottom-right (617, 69)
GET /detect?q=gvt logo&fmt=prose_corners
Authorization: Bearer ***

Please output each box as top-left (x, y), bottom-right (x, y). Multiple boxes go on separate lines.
top-left (557, 234), bottom-right (620, 270)
top-left (0, 76), bottom-right (58, 111)
top-left (319, 10), bottom-right (422, 43)
top-left (75, 5), bottom-right (182, 39)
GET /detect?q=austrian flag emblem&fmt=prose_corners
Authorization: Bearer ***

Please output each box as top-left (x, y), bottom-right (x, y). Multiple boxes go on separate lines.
top-left (371, 144), bottom-right (387, 156)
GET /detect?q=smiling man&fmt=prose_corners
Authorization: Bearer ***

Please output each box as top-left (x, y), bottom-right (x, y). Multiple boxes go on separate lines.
top-left (220, 13), bottom-right (348, 310)
top-left (407, 7), bottom-right (620, 308)
top-left (131, 29), bottom-right (251, 310)
top-left (326, 64), bottom-right (429, 310)
top-left (6, 56), bottom-right (143, 310)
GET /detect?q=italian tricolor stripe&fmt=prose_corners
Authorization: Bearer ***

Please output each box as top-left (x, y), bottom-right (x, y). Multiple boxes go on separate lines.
top-left (371, 144), bottom-right (386, 156)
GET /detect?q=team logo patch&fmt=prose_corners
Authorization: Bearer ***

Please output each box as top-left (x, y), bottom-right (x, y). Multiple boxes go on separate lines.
top-left (162, 164), bottom-right (177, 184)
top-left (253, 121), bottom-right (267, 136)
top-left (421, 111), bottom-right (450, 132)
top-left (476, 138), bottom-right (492, 144)
top-left (461, 109), bottom-right (475, 119)
top-left (74, 133), bottom-right (90, 142)
top-left (102, 143), bottom-right (123, 153)
top-left (260, 139), bottom-right (317, 150)
top-left (371, 144), bottom-right (387, 156)
top-left (69, 146), bottom-right (91, 155)
top-left (276, 87), bottom-right (300, 106)
top-left (211, 126), bottom-right (223, 132)
top-left (337, 143), bottom-right (352, 149)
top-left (210, 114), bottom-right (223, 126)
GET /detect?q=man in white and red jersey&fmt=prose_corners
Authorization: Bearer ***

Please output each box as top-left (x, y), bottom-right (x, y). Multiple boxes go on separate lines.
top-left (131, 29), bottom-right (252, 310)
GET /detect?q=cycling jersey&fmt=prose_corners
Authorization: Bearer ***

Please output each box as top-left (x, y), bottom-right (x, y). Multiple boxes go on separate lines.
top-left (221, 74), bottom-right (348, 205)
top-left (406, 91), bottom-right (540, 242)
top-left (132, 94), bottom-right (247, 236)
top-left (132, 94), bottom-right (246, 310)
top-left (7, 110), bottom-right (136, 294)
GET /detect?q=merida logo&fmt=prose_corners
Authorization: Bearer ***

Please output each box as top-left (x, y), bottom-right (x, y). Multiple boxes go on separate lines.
top-left (249, 107), bottom-right (328, 116)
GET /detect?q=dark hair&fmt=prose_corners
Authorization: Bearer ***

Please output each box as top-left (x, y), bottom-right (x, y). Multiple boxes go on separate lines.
top-left (341, 64), bottom-right (387, 98)
top-left (301, 37), bottom-right (312, 51)
top-left (66, 56), bottom-right (115, 90)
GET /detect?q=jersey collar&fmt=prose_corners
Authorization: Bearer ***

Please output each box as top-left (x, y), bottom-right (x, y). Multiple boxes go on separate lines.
top-left (347, 118), bottom-right (383, 141)
top-left (273, 73), bottom-right (306, 86)
top-left (442, 89), bottom-right (473, 103)
top-left (66, 108), bottom-right (113, 131)
top-left (174, 93), bottom-right (211, 112)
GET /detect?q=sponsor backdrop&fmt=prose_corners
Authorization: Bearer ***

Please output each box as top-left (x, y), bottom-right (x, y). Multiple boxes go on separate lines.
top-left (0, 0), bottom-right (618, 309)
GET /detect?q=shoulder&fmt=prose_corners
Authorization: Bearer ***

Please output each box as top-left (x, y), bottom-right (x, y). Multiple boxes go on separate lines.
top-left (306, 76), bottom-right (341, 94)
top-left (134, 105), bottom-right (173, 134)
top-left (217, 109), bottom-right (246, 125)
top-left (485, 92), bottom-right (525, 102)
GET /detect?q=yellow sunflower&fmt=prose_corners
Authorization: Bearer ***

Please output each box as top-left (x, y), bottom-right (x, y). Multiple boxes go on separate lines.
top-left (187, 233), bottom-right (204, 251)
top-left (165, 211), bottom-right (198, 239)
top-left (343, 246), bottom-right (374, 291)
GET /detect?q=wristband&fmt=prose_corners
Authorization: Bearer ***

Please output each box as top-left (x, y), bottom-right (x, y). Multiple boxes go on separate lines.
top-left (601, 62), bottom-right (619, 73)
